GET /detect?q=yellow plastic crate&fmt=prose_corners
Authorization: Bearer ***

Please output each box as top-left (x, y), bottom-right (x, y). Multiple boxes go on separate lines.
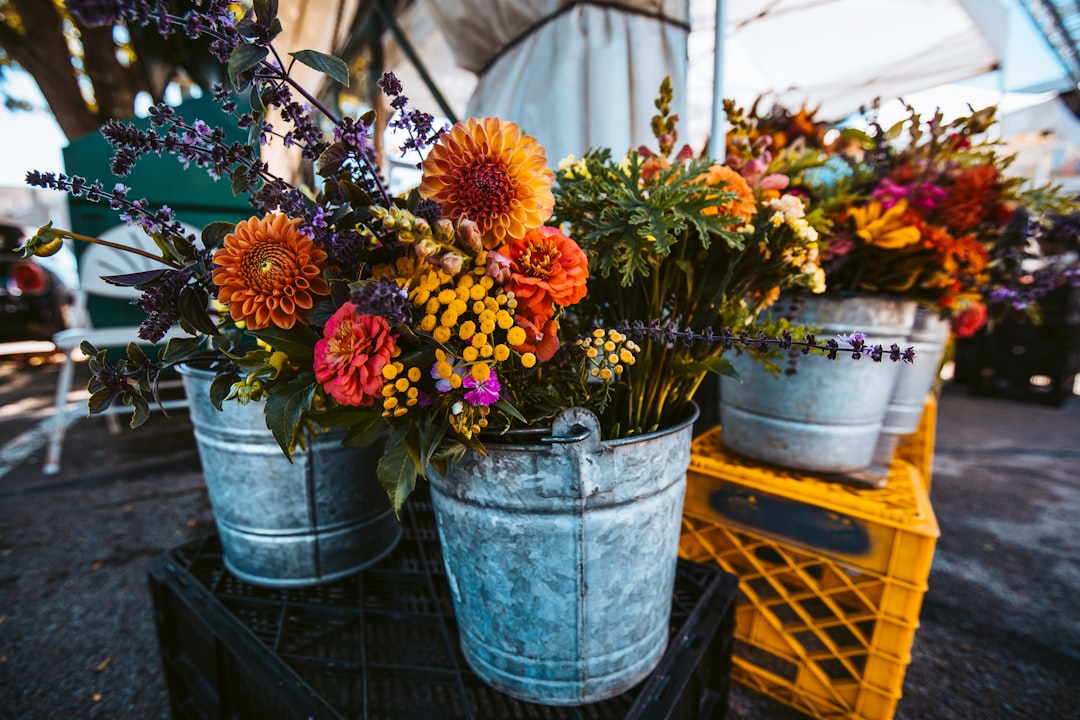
top-left (680, 428), bottom-right (940, 720)
top-left (894, 394), bottom-right (937, 491)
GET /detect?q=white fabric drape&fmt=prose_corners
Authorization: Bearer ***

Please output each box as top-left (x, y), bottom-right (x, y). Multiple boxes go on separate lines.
top-left (419, 0), bottom-right (690, 166)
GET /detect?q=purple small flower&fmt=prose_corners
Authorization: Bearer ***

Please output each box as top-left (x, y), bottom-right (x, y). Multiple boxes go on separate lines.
top-left (463, 369), bottom-right (501, 406)
top-left (431, 359), bottom-right (467, 393)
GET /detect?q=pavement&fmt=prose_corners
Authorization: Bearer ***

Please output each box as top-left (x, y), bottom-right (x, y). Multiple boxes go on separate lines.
top-left (0, 348), bottom-right (1077, 719)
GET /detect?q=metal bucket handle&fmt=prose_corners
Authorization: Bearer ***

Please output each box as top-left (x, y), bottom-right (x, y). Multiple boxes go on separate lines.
top-left (537, 407), bottom-right (608, 499)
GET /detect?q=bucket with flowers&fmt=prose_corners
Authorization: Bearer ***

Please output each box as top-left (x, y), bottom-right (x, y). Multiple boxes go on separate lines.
top-left (715, 97), bottom-right (1078, 483)
top-left (20, 1), bottom-right (912, 706)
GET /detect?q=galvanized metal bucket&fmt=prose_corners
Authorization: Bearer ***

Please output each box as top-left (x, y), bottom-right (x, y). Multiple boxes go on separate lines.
top-left (870, 306), bottom-right (952, 471)
top-left (720, 294), bottom-right (916, 477)
top-left (427, 404), bottom-right (699, 706)
top-left (179, 365), bottom-right (401, 588)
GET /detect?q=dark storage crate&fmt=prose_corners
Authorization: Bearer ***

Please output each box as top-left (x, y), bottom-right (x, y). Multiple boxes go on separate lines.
top-left (954, 286), bottom-right (1080, 406)
top-left (147, 486), bottom-right (737, 720)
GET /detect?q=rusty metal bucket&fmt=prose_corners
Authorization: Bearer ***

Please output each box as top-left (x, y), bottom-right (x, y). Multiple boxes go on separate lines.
top-left (179, 365), bottom-right (401, 588)
top-left (427, 404), bottom-right (698, 705)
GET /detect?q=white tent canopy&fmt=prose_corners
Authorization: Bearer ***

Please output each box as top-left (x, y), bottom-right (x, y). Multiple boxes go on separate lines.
top-left (381, 0), bottom-right (1075, 161)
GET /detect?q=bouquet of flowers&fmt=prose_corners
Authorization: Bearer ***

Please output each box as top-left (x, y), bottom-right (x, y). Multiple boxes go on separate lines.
top-left (20, 0), bottom-right (911, 512)
top-left (723, 96), bottom-right (1079, 337)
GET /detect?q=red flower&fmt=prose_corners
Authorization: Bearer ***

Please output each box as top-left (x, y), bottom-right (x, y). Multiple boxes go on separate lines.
top-left (314, 303), bottom-right (397, 406)
top-left (501, 226), bottom-right (589, 324)
top-left (514, 314), bottom-right (561, 362)
top-left (951, 303), bottom-right (988, 338)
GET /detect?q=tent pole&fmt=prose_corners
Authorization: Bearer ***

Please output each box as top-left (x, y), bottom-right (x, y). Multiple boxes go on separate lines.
top-left (709, 0), bottom-right (726, 160)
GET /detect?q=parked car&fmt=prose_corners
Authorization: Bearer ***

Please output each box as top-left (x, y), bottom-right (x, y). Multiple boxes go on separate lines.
top-left (0, 222), bottom-right (76, 343)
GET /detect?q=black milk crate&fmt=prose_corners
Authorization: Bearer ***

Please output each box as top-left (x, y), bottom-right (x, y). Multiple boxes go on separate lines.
top-left (147, 487), bottom-right (737, 720)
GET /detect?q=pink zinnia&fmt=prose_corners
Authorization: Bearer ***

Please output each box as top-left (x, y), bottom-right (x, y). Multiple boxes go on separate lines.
top-left (314, 303), bottom-right (397, 406)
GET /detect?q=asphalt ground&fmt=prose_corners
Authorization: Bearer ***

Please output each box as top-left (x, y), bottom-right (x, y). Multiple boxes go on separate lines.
top-left (0, 349), bottom-right (1077, 719)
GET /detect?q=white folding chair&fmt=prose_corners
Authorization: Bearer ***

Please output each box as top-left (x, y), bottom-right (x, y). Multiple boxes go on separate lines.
top-left (44, 224), bottom-right (197, 475)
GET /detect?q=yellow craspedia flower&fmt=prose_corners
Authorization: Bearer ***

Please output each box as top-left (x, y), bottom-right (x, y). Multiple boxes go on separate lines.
top-left (408, 366), bottom-right (422, 383)
top-left (521, 352), bottom-right (537, 368)
top-left (507, 326), bottom-right (527, 346)
top-left (494, 344), bottom-right (510, 361)
top-left (471, 362), bottom-right (491, 383)
top-left (433, 326), bottom-right (452, 343)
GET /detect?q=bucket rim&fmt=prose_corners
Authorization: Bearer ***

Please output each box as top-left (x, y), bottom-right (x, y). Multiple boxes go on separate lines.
top-left (477, 402), bottom-right (700, 453)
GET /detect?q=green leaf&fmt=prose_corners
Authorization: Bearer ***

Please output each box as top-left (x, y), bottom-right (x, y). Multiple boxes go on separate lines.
top-left (228, 44), bottom-right (268, 88)
top-left (201, 221), bottom-right (236, 250)
top-left (248, 325), bottom-right (320, 366)
top-left (264, 375), bottom-right (317, 453)
top-left (87, 388), bottom-right (114, 415)
top-left (209, 373), bottom-right (239, 410)
top-left (343, 414), bottom-right (387, 448)
top-left (675, 355), bottom-right (739, 379)
top-left (289, 49), bottom-right (350, 87)
top-left (378, 426), bottom-right (418, 514)
top-left (162, 337), bottom-right (203, 364)
top-left (493, 398), bottom-right (527, 425)
top-left (178, 285), bottom-right (219, 336)
top-left (129, 395), bottom-right (150, 428)
top-left (231, 165), bottom-right (252, 196)
top-left (253, 0), bottom-right (278, 24)
top-left (126, 342), bottom-right (149, 366)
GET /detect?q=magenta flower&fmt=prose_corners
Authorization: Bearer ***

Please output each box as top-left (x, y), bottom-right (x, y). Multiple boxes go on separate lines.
top-left (463, 369), bottom-right (501, 406)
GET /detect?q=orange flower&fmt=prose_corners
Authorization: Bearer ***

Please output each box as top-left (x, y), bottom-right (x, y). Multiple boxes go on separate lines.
top-left (939, 164), bottom-right (999, 234)
top-left (212, 213), bottom-right (329, 330)
top-left (501, 226), bottom-right (589, 324)
top-left (419, 117), bottom-right (555, 249)
top-left (513, 314), bottom-right (561, 362)
top-left (701, 164), bottom-right (757, 223)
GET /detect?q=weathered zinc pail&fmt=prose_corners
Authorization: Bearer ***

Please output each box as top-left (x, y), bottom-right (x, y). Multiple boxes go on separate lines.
top-left (720, 294), bottom-right (916, 477)
top-left (178, 365), bottom-right (401, 587)
top-left (869, 306), bottom-right (952, 470)
top-left (427, 404), bottom-right (699, 706)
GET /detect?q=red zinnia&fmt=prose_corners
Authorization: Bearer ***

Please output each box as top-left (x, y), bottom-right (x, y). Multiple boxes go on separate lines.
top-left (314, 303), bottom-right (397, 407)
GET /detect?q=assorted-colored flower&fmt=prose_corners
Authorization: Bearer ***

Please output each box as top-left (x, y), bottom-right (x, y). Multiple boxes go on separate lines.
top-left (314, 303), bottom-right (397, 407)
top-left (212, 213), bottom-right (329, 330)
top-left (418, 117), bottom-right (555, 248)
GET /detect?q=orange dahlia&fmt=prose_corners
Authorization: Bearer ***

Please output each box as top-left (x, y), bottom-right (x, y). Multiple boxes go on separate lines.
top-left (212, 213), bottom-right (329, 330)
top-left (939, 164), bottom-right (999, 234)
top-left (501, 226), bottom-right (589, 324)
top-left (418, 117), bottom-right (555, 249)
top-left (701, 164), bottom-right (757, 223)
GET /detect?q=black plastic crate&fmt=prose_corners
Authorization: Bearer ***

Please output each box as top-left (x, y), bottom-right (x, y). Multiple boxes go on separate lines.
top-left (147, 487), bottom-right (737, 720)
top-left (954, 287), bottom-right (1080, 406)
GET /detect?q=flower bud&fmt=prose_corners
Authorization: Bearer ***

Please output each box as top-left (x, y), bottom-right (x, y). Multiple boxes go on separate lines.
top-left (440, 252), bottom-right (465, 276)
top-left (455, 217), bottom-right (483, 254)
top-left (414, 237), bottom-right (438, 259)
top-left (485, 250), bottom-right (511, 285)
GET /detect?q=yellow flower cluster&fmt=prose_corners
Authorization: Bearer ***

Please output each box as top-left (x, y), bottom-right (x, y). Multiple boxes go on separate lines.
top-left (577, 328), bottom-right (640, 382)
top-left (409, 252), bottom-right (524, 360)
top-left (557, 154), bottom-right (591, 180)
top-left (449, 402), bottom-right (490, 439)
top-left (380, 354), bottom-right (423, 418)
